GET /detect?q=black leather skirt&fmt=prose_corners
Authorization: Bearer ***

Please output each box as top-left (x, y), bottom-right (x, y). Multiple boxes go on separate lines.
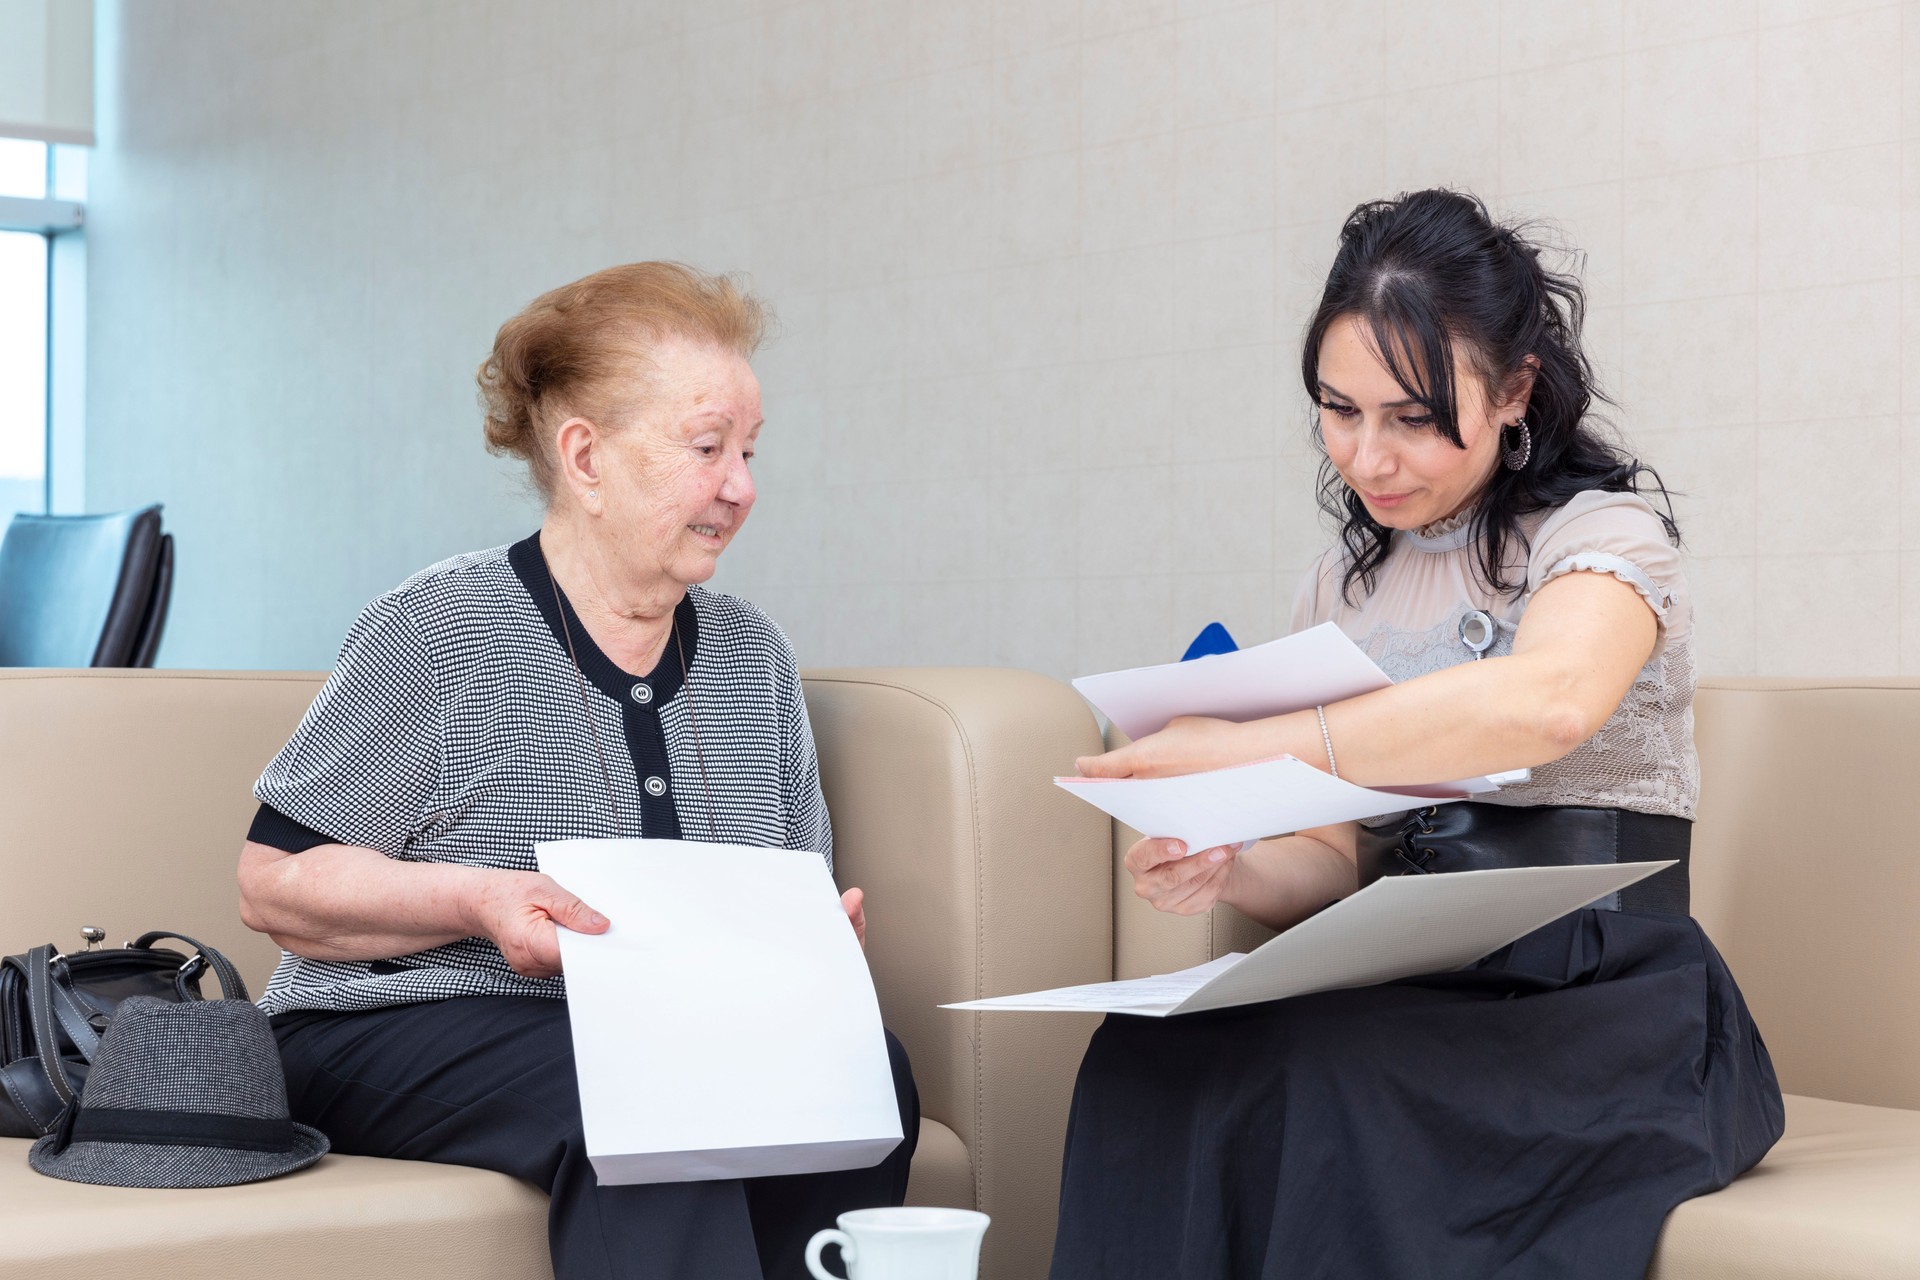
top-left (1355, 802), bottom-right (1693, 914)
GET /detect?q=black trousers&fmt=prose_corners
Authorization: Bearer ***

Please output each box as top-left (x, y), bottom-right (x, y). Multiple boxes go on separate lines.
top-left (273, 996), bottom-right (919, 1280)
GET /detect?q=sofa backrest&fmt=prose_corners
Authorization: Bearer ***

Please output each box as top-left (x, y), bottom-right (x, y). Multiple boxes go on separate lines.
top-left (1690, 678), bottom-right (1920, 1110)
top-left (0, 668), bottom-right (325, 993)
top-left (1107, 679), bottom-right (1920, 1111)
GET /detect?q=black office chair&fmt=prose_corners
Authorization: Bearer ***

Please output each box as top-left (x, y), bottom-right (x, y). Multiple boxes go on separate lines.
top-left (0, 505), bottom-right (174, 667)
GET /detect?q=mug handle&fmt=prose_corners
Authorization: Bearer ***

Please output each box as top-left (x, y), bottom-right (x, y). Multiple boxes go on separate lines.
top-left (805, 1228), bottom-right (856, 1279)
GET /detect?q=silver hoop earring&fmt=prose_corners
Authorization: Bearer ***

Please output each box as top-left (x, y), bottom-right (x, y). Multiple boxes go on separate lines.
top-left (1501, 418), bottom-right (1532, 471)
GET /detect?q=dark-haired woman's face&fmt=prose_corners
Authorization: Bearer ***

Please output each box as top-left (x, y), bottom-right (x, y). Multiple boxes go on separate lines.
top-left (1314, 314), bottom-right (1519, 530)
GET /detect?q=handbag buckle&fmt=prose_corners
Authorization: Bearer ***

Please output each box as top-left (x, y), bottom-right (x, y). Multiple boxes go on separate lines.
top-left (178, 953), bottom-right (206, 982)
top-left (78, 927), bottom-right (104, 952)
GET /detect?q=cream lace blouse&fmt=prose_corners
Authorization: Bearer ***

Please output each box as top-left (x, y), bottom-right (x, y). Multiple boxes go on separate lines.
top-left (1289, 489), bottom-right (1697, 819)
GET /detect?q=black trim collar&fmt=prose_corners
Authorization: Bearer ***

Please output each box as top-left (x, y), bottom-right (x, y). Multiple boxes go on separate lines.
top-left (507, 532), bottom-right (701, 705)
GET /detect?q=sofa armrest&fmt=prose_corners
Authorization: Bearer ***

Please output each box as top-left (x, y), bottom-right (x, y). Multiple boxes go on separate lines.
top-left (803, 668), bottom-right (1110, 1280)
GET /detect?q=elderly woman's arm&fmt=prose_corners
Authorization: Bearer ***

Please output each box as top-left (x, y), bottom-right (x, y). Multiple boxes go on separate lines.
top-left (237, 841), bottom-right (607, 979)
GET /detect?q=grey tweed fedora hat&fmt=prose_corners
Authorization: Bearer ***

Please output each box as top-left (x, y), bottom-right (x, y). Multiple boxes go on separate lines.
top-left (28, 995), bottom-right (327, 1188)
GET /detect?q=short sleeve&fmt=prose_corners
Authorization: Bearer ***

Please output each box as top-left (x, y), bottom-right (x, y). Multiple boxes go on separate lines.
top-left (253, 593), bottom-right (444, 857)
top-left (1527, 491), bottom-right (1683, 625)
top-left (773, 628), bottom-right (834, 874)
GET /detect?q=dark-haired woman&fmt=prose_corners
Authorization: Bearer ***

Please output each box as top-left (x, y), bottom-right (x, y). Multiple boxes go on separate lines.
top-left (1048, 190), bottom-right (1782, 1279)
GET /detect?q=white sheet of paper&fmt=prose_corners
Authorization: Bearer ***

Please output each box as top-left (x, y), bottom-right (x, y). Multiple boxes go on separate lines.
top-left (943, 861), bottom-right (1673, 1017)
top-left (540, 838), bottom-right (903, 1185)
top-left (1070, 622), bottom-right (1525, 795)
top-left (1073, 622), bottom-right (1394, 740)
top-left (940, 954), bottom-right (1250, 1017)
top-left (1055, 754), bottom-right (1501, 852)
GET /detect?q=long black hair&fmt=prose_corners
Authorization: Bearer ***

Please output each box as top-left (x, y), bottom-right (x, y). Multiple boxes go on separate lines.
top-left (1302, 189), bottom-right (1677, 603)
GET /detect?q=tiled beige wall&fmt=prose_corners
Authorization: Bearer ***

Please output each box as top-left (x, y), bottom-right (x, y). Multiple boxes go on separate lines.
top-left (86, 0), bottom-right (1920, 677)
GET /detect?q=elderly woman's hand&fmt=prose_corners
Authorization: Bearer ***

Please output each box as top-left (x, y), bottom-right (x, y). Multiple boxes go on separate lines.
top-left (841, 887), bottom-right (867, 949)
top-left (465, 870), bottom-right (610, 979)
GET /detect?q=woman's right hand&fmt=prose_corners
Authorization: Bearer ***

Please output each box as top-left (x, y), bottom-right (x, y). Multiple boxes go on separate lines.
top-left (464, 870), bottom-right (610, 979)
top-left (1124, 836), bottom-right (1240, 916)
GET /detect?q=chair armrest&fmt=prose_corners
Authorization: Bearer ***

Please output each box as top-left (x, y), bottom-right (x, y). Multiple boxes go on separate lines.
top-left (803, 668), bottom-right (1110, 1280)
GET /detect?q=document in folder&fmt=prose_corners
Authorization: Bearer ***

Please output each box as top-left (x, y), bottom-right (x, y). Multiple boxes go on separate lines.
top-left (944, 861), bottom-right (1674, 1017)
top-left (538, 839), bottom-right (903, 1185)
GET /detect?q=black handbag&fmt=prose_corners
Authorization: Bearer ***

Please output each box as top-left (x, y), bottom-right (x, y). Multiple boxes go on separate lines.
top-left (0, 928), bottom-right (248, 1138)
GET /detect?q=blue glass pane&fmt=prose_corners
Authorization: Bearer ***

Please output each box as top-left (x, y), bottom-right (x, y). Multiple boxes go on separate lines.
top-left (0, 139), bottom-right (47, 199)
top-left (0, 231), bottom-right (48, 522)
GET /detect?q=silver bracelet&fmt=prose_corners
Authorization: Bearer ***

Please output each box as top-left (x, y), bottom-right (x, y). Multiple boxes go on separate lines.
top-left (1315, 704), bottom-right (1338, 779)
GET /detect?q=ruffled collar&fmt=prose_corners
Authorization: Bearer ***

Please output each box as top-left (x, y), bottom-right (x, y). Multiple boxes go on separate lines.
top-left (1400, 505), bottom-right (1479, 552)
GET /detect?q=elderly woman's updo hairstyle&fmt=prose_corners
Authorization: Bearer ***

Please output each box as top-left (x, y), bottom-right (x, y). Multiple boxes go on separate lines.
top-left (479, 261), bottom-right (768, 501)
top-left (1302, 189), bottom-right (1676, 603)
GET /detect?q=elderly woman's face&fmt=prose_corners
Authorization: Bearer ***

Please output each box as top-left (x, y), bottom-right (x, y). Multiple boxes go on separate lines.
top-left (596, 336), bottom-right (762, 588)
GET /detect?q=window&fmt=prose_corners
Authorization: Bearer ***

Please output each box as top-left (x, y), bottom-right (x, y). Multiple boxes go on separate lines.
top-left (0, 230), bottom-right (47, 524)
top-left (0, 138), bottom-right (84, 528)
top-left (0, 140), bottom-right (48, 524)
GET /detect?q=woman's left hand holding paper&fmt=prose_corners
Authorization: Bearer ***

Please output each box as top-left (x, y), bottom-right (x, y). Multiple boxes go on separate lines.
top-left (1123, 836), bottom-right (1240, 914)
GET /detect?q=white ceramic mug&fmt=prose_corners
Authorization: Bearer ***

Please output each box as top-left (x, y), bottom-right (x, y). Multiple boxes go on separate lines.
top-left (804, 1206), bottom-right (989, 1280)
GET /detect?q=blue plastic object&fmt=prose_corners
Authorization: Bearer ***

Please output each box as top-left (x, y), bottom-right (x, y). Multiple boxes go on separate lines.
top-left (1181, 621), bottom-right (1238, 661)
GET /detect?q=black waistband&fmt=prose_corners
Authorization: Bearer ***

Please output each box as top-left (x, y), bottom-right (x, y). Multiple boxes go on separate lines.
top-left (1354, 803), bottom-right (1692, 915)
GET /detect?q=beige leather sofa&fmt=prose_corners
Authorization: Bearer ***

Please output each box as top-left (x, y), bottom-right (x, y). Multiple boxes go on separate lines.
top-left (0, 668), bottom-right (1915, 1278)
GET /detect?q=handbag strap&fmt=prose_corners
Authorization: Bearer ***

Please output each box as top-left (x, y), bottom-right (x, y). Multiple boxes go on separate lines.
top-left (21, 946), bottom-right (76, 1109)
top-left (46, 980), bottom-right (101, 1060)
top-left (129, 931), bottom-right (249, 1003)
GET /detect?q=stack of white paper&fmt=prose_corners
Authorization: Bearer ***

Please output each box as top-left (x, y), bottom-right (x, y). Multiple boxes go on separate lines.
top-left (539, 838), bottom-right (903, 1185)
top-left (1062, 623), bottom-right (1527, 845)
top-left (944, 861), bottom-right (1672, 1016)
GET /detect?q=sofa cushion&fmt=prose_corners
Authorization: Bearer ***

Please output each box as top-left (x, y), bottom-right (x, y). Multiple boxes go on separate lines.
top-left (1650, 1094), bottom-right (1920, 1279)
top-left (0, 1119), bottom-right (968, 1279)
top-left (0, 1141), bottom-right (550, 1280)
top-left (903, 1117), bottom-right (972, 1210)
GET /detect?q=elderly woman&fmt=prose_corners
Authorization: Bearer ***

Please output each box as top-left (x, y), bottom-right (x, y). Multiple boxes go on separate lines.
top-left (237, 263), bottom-right (918, 1280)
